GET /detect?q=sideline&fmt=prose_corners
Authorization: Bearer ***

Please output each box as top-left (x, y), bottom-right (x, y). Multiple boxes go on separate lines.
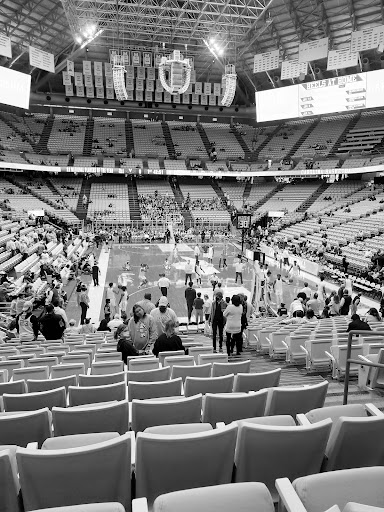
top-left (87, 248), bottom-right (111, 324)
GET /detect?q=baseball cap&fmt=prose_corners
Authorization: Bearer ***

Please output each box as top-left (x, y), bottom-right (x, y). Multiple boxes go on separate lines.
top-left (22, 301), bottom-right (33, 311)
top-left (159, 297), bottom-right (168, 306)
top-left (69, 319), bottom-right (76, 326)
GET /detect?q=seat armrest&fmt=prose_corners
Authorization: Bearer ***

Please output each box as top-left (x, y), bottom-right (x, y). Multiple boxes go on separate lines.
top-left (296, 414), bottom-right (311, 426)
top-left (275, 478), bottom-right (307, 512)
top-left (299, 345), bottom-right (309, 355)
top-left (131, 431), bottom-right (136, 469)
top-left (216, 422), bottom-right (226, 429)
top-left (281, 341), bottom-right (288, 349)
top-left (266, 337), bottom-right (272, 347)
top-left (365, 403), bottom-right (384, 417)
top-left (132, 498), bottom-right (148, 512)
top-left (324, 351), bottom-right (334, 362)
top-left (358, 355), bottom-right (371, 362)
top-left (26, 442), bottom-right (38, 450)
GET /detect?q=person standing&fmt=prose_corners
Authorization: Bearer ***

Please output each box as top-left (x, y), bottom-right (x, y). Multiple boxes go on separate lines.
top-left (195, 260), bottom-right (203, 285)
top-left (317, 276), bottom-right (327, 303)
top-left (106, 282), bottom-right (117, 316)
top-left (158, 273), bottom-right (171, 297)
top-left (274, 274), bottom-right (284, 306)
top-left (209, 292), bottom-right (225, 352)
top-left (125, 304), bottom-right (157, 353)
top-left (119, 286), bottom-right (129, 316)
top-left (219, 244), bottom-right (228, 269)
top-left (339, 289), bottom-right (352, 316)
top-left (185, 281), bottom-right (197, 324)
top-left (137, 292), bottom-right (156, 315)
top-left (184, 260), bottom-right (194, 286)
top-left (194, 244), bottom-right (201, 263)
top-left (203, 294), bottom-right (212, 336)
top-left (234, 258), bottom-right (244, 285)
top-left (223, 294), bottom-right (243, 356)
top-left (207, 245), bottom-right (214, 265)
top-left (79, 284), bottom-right (90, 325)
top-left (92, 261), bottom-right (100, 286)
top-left (16, 301), bottom-right (39, 342)
top-left (288, 261), bottom-right (301, 286)
top-left (150, 297), bottom-right (178, 337)
top-left (193, 292), bottom-right (204, 332)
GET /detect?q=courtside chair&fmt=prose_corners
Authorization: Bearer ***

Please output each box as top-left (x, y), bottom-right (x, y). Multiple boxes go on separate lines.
top-left (184, 374), bottom-right (234, 397)
top-left (276, 467), bottom-right (384, 512)
top-left (233, 368), bottom-right (281, 393)
top-left (202, 390), bottom-right (268, 426)
top-left (264, 381), bottom-right (328, 416)
top-left (0, 408), bottom-right (51, 447)
top-left (0, 449), bottom-right (20, 512)
top-left (133, 482), bottom-right (275, 512)
top-left (51, 363), bottom-right (86, 384)
top-left (234, 418), bottom-right (332, 501)
top-left (188, 346), bottom-right (213, 364)
top-left (131, 394), bottom-right (202, 433)
top-left (127, 367), bottom-right (171, 383)
top-left (91, 361), bottom-right (124, 375)
top-left (79, 372), bottom-right (126, 387)
top-left (171, 363), bottom-right (211, 382)
top-left (27, 375), bottom-right (77, 394)
top-left (41, 432), bottom-right (120, 450)
top-left (28, 357), bottom-right (59, 375)
top-left (52, 400), bottom-right (129, 436)
top-left (17, 432), bottom-right (132, 511)
top-left (128, 378), bottom-right (182, 401)
top-left (68, 381), bottom-right (126, 407)
top-left (211, 360), bottom-right (251, 377)
top-left (129, 358), bottom-right (159, 372)
top-left (135, 423), bottom-right (237, 508)
top-left (3, 387), bottom-right (66, 412)
top-left (163, 356), bottom-right (194, 371)
top-left (12, 366), bottom-right (49, 383)
top-left (198, 353), bottom-right (228, 366)
top-left (158, 351), bottom-right (185, 367)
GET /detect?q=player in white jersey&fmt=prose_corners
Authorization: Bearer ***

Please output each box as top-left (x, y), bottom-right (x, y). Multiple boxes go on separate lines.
top-left (274, 274), bottom-right (284, 307)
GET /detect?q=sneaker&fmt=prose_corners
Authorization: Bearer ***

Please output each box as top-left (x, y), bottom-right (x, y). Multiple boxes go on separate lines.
top-left (213, 350), bottom-right (217, 353)
top-left (219, 348), bottom-right (223, 353)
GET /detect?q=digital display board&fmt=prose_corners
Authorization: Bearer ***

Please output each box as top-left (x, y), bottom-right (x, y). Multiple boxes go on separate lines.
top-left (256, 69), bottom-right (384, 122)
top-left (0, 67), bottom-right (31, 109)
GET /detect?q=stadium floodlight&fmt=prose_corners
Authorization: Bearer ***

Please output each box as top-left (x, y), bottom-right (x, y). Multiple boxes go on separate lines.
top-left (113, 54), bottom-right (129, 101)
top-left (158, 50), bottom-right (192, 94)
top-left (221, 64), bottom-right (237, 107)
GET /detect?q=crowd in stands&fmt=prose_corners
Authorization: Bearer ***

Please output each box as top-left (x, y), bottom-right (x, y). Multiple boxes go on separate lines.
top-left (183, 194), bottom-right (225, 211)
top-left (138, 191), bottom-right (183, 223)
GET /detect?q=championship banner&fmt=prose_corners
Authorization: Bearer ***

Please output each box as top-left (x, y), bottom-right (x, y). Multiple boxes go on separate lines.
top-left (105, 76), bottom-right (114, 89)
top-left (204, 82), bottom-right (212, 95)
top-left (298, 37), bottom-right (328, 63)
top-left (327, 48), bottom-right (359, 71)
top-left (195, 81), bottom-right (202, 94)
top-left (127, 90), bottom-right (134, 101)
top-left (146, 80), bottom-right (154, 91)
top-left (143, 52), bottom-right (152, 67)
top-left (106, 88), bottom-right (114, 99)
top-left (155, 91), bottom-right (163, 102)
top-left (253, 49), bottom-right (280, 73)
top-left (137, 67), bottom-right (145, 79)
top-left (147, 67), bottom-right (155, 80)
top-left (83, 60), bottom-right (92, 75)
top-left (213, 83), bottom-right (221, 95)
top-left (126, 66), bottom-right (134, 78)
top-left (136, 78), bottom-right (144, 91)
top-left (76, 85), bottom-right (85, 97)
top-left (67, 60), bottom-right (75, 76)
top-left (29, 46), bottom-right (55, 72)
top-left (104, 62), bottom-right (112, 76)
top-left (65, 84), bottom-right (74, 96)
top-left (135, 90), bottom-right (143, 101)
top-left (109, 49), bottom-right (118, 64)
top-left (190, 70), bottom-right (196, 84)
top-left (86, 86), bottom-right (94, 98)
top-left (182, 93), bottom-right (190, 104)
top-left (122, 50), bottom-right (130, 65)
top-left (84, 74), bottom-right (93, 87)
top-left (209, 94), bottom-right (216, 105)
top-left (281, 59), bottom-right (308, 80)
top-left (145, 90), bottom-right (153, 101)
top-left (126, 77), bottom-right (134, 91)
top-left (191, 93), bottom-right (199, 104)
top-left (164, 91), bottom-right (172, 103)
top-left (173, 93), bottom-right (180, 103)
top-left (154, 53), bottom-right (162, 67)
top-left (186, 83), bottom-right (193, 94)
top-left (74, 72), bottom-right (83, 86)
top-left (156, 79), bottom-right (164, 92)
top-left (351, 25), bottom-right (384, 52)
top-left (96, 87), bottom-right (104, 98)
top-left (132, 51), bottom-right (141, 66)
top-left (62, 71), bottom-right (72, 86)
top-left (188, 56), bottom-right (194, 68)
top-left (0, 33), bottom-right (11, 58)
top-left (200, 93), bottom-right (207, 105)
top-left (95, 76), bottom-right (104, 88)
top-left (94, 62), bottom-right (103, 76)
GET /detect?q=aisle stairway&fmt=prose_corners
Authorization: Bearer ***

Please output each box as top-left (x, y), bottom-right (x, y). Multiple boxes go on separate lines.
top-left (170, 178), bottom-right (194, 228)
top-left (0, 112), bottom-right (37, 152)
top-left (243, 181), bottom-right (252, 200)
top-left (125, 120), bottom-right (134, 157)
top-left (297, 181), bottom-right (330, 212)
top-left (254, 183), bottom-right (285, 210)
top-left (286, 119), bottom-right (320, 158)
top-left (34, 117), bottom-right (54, 154)
top-left (329, 114), bottom-right (360, 155)
top-left (196, 124), bottom-right (212, 156)
top-left (211, 179), bottom-right (230, 211)
top-left (254, 125), bottom-right (282, 159)
top-left (161, 122), bottom-right (176, 159)
top-left (127, 178), bottom-right (141, 222)
top-left (75, 179), bottom-right (90, 221)
top-left (82, 119), bottom-right (94, 156)
top-left (230, 127), bottom-right (251, 160)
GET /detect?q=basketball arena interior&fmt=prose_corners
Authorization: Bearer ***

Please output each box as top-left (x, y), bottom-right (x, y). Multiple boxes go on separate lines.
top-left (1, 0), bottom-right (384, 511)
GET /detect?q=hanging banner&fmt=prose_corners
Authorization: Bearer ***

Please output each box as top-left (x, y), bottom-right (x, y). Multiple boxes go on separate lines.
top-left (126, 77), bottom-right (134, 91)
top-left (147, 67), bottom-right (155, 80)
top-left (95, 76), bottom-right (104, 88)
top-left (145, 90), bottom-right (153, 101)
top-left (213, 83), bottom-right (221, 95)
top-left (86, 86), bottom-right (94, 98)
top-left (327, 48), bottom-right (359, 70)
top-left (281, 59), bottom-right (308, 80)
top-left (253, 49), bottom-right (280, 73)
top-left (182, 93), bottom-right (190, 104)
top-left (96, 87), bottom-right (104, 98)
top-left (94, 61), bottom-right (103, 76)
top-left (104, 62), bottom-right (112, 76)
top-left (164, 91), bottom-right (172, 103)
top-left (204, 82), bottom-right (212, 95)
top-left (122, 50), bottom-right (130, 65)
top-left (109, 49), bottom-right (118, 64)
top-left (0, 33), bottom-right (11, 58)
top-left (190, 70), bottom-right (196, 84)
top-left (62, 71), bottom-right (72, 86)
top-left (173, 93), bottom-right (180, 103)
top-left (156, 79), bottom-right (164, 92)
top-left (200, 94), bottom-right (207, 105)
top-left (136, 78), bottom-right (144, 91)
top-left (132, 51), bottom-right (141, 66)
top-left (65, 84), bottom-right (74, 96)
top-left (76, 85), bottom-right (85, 97)
top-left (106, 88), bottom-right (114, 99)
top-left (191, 93), bottom-right (199, 104)
top-left (67, 60), bottom-right (75, 76)
top-left (136, 90), bottom-right (143, 101)
top-left (155, 91), bottom-right (163, 102)
top-left (127, 90), bottom-right (134, 101)
top-left (195, 82), bottom-right (202, 94)
top-left (137, 67), bottom-right (145, 79)
top-left (185, 83), bottom-right (193, 94)
top-left (351, 25), bottom-right (384, 52)
top-left (29, 46), bottom-right (55, 72)
top-left (126, 66), bottom-right (134, 78)
top-left (209, 94), bottom-right (216, 105)
top-left (154, 53), bottom-right (162, 67)
top-left (84, 74), bottom-right (93, 87)
top-left (298, 37), bottom-right (329, 63)
top-left (105, 76), bottom-right (114, 88)
top-left (143, 52), bottom-right (152, 67)
top-left (83, 60), bottom-right (92, 75)
top-left (146, 80), bottom-right (154, 91)
top-left (74, 72), bottom-right (83, 86)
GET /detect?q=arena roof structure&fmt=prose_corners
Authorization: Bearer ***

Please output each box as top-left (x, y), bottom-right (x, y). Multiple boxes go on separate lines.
top-left (0, 0), bottom-right (384, 105)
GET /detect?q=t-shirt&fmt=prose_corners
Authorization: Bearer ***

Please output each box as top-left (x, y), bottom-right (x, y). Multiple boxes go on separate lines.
top-left (152, 334), bottom-right (185, 357)
top-left (158, 277), bottom-right (170, 288)
top-left (235, 262), bottom-right (244, 273)
top-left (193, 297), bottom-right (204, 310)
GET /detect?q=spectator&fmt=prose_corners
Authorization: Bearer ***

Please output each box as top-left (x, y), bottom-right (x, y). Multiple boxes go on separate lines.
top-left (104, 298), bottom-right (111, 322)
top-left (119, 286), bottom-right (129, 316)
top-left (184, 260), bottom-right (194, 285)
top-left (289, 296), bottom-right (304, 317)
top-left (299, 282), bottom-right (312, 299)
top-left (39, 304), bottom-right (66, 340)
top-left (106, 282), bottom-right (117, 316)
top-left (108, 313), bottom-right (124, 333)
top-left (277, 302), bottom-right (288, 317)
top-left (158, 273), bottom-right (171, 297)
top-left (137, 293), bottom-right (156, 314)
top-left (306, 293), bottom-right (321, 317)
top-left (185, 281), bottom-right (197, 324)
top-left (234, 258), bottom-right (244, 284)
top-left (339, 290), bottom-right (352, 316)
top-left (303, 309), bottom-right (318, 324)
top-left (79, 318), bottom-right (97, 334)
top-left (330, 295), bottom-right (341, 316)
top-left (79, 284), bottom-right (90, 325)
top-left (203, 294), bottom-right (212, 335)
top-left (223, 294), bottom-right (243, 357)
top-left (52, 298), bottom-right (68, 328)
top-left (125, 304), bottom-right (157, 352)
top-left (351, 293), bottom-right (362, 316)
top-left (92, 261), bottom-right (100, 286)
top-left (193, 292), bottom-right (204, 332)
top-left (97, 319), bottom-right (111, 332)
top-left (150, 296), bottom-right (178, 337)
top-left (16, 301), bottom-right (39, 342)
top-left (347, 314), bottom-right (371, 332)
top-left (152, 320), bottom-right (186, 357)
top-left (209, 292), bottom-right (226, 353)
top-left (365, 308), bottom-right (382, 325)
top-left (64, 319), bottom-right (79, 336)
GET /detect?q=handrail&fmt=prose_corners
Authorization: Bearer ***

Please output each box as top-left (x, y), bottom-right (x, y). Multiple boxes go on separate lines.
top-left (344, 330), bottom-right (384, 404)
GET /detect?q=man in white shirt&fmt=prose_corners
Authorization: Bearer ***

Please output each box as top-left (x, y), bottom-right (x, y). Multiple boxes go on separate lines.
top-left (194, 244), bottom-right (200, 263)
top-left (158, 273), bottom-right (171, 297)
top-left (107, 313), bottom-right (124, 333)
top-left (184, 260), bottom-right (194, 285)
top-left (235, 259), bottom-right (244, 284)
top-left (150, 296), bottom-right (179, 337)
top-left (289, 296), bottom-right (304, 317)
top-left (299, 282), bottom-right (312, 299)
top-left (274, 274), bottom-right (284, 307)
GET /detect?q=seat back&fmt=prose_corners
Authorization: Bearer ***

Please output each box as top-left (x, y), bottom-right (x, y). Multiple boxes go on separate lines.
top-left (42, 432), bottom-right (119, 450)
top-left (53, 400), bottom-right (129, 436)
top-left (135, 423), bottom-right (238, 507)
top-left (305, 404), bottom-right (368, 437)
top-left (0, 449), bottom-right (19, 512)
top-left (94, 353), bottom-right (122, 363)
top-left (235, 419), bottom-right (332, 499)
top-left (184, 374), bottom-right (234, 397)
top-left (28, 357), bottom-right (59, 374)
top-left (362, 343), bottom-right (384, 356)
top-left (128, 378), bottom-right (182, 401)
top-left (17, 432), bottom-right (132, 511)
top-left (20, 347), bottom-right (45, 358)
top-left (131, 394), bottom-right (202, 433)
top-left (27, 375), bottom-right (77, 394)
top-left (308, 340), bottom-right (333, 366)
top-left (91, 361), bottom-right (124, 375)
top-left (265, 381), bottom-right (328, 416)
top-left (68, 381), bottom-right (126, 407)
top-left (0, 369), bottom-right (7, 383)
top-left (3, 387), bottom-right (66, 412)
top-left (62, 354), bottom-right (91, 373)
top-left (158, 351), bottom-right (185, 367)
top-left (212, 360), bottom-right (251, 377)
top-left (0, 360), bottom-right (23, 380)
top-left (188, 346), bottom-right (213, 364)
top-left (127, 367), bottom-right (171, 383)
top-left (332, 345), bottom-right (363, 375)
top-left (13, 366), bottom-right (49, 382)
top-left (79, 372), bottom-right (126, 387)
top-left (51, 363), bottom-right (86, 384)
top-left (163, 356), bottom-right (194, 370)
top-left (233, 369), bottom-right (281, 393)
top-left (202, 390), bottom-right (268, 425)
top-left (129, 358), bottom-right (159, 372)
top-left (0, 408), bottom-right (51, 447)
top-left (171, 364), bottom-right (211, 382)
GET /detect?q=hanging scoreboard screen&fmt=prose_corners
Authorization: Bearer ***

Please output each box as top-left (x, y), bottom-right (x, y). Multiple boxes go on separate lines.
top-left (256, 69), bottom-right (384, 122)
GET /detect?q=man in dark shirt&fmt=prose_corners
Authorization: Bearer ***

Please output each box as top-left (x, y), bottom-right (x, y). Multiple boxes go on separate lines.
top-left (185, 281), bottom-right (197, 324)
top-left (39, 304), bottom-right (66, 340)
top-left (209, 292), bottom-right (225, 352)
top-left (347, 314), bottom-right (371, 333)
top-left (92, 262), bottom-right (100, 286)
